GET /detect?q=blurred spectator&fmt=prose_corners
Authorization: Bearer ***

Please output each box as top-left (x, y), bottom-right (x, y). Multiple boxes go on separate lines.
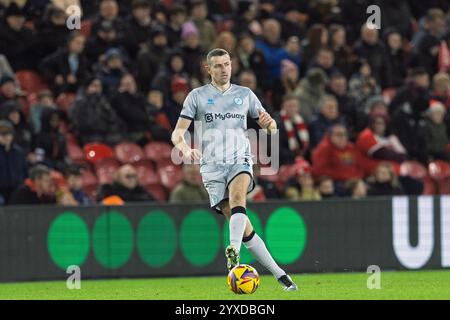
top-left (410, 8), bottom-right (446, 77)
top-left (300, 24), bottom-right (329, 69)
top-left (316, 176), bottom-right (336, 199)
top-left (179, 20), bottom-right (203, 77)
top-left (273, 95), bottom-right (309, 165)
top-left (328, 24), bottom-right (355, 78)
top-left (39, 32), bottom-right (88, 96)
top-left (431, 72), bottom-right (450, 137)
top-left (231, 0), bottom-right (260, 37)
top-left (9, 164), bottom-right (56, 205)
top-left (85, 20), bottom-right (128, 66)
top-left (431, 72), bottom-right (450, 108)
top-left (356, 111), bottom-right (407, 175)
top-left (0, 74), bottom-right (21, 106)
top-left (383, 28), bottom-right (408, 88)
top-left (111, 74), bottom-right (152, 145)
top-left (353, 24), bottom-right (389, 87)
top-left (33, 108), bottom-right (67, 171)
top-left (169, 164), bottom-right (208, 203)
top-left (252, 164), bottom-right (282, 200)
top-left (390, 68), bottom-right (430, 164)
top-left (165, 4), bottom-right (187, 48)
top-left (165, 76), bottom-right (190, 129)
top-left (272, 59), bottom-right (299, 110)
top-left (327, 71), bottom-right (357, 135)
top-left (0, 101), bottom-right (32, 153)
top-left (378, 0), bottom-right (413, 39)
top-left (91, 0), bottom-right (130, 44)
top-left (96, 48), bottom-right (128, 96)
top-left (136, 27), bottom-right (170, 93)
top-left (285, 36), bottom-right (301, 69)
top-left (309, 95), bottom-right (345, 149)
top-left (30, 90), bottom-right (57, 134)
top-left (279, 4), bottom-right (306, 41)
top-left (344, 179), bottom-right (367, 199)
top-left (349, 59), bottom-right (381, 107)
top-left (424, 100), bottom-right (450, 162)
top-left (294, 68), bottom-right (328, 123)
top-left (126, 0), bottom-right (155, 51)
top-left (70, 77), bottom-right (126, 145)
top-left (0, 3), bottom-right (37, 71)
top-left (284, 164), bottom-right (321, 201)
top-left (97, 164), bottom-right (155, 202)
top-left (389, 67), bottom-right (430, 114)
top-left (256, 19), bottom-right (288, 86)
top-left (190, 0), bottom-right (216, 51)
top-left (0, 120), bottom-right (27, 205)
top-left (236, 33), bottom-right (266, 86)
top-left (36, 5), bottom-right (70, 61)
top-left (355, 95), bottom-right (389, 132)
top-left (367, 162), bottom-right (405, 196)
top-left (145, 88), bottom-right (172, 142)
top-left (312, 124), bottom-right (365, 182)
top-left (65, 166), bottom-right (91, 205)
top-left (211, 31), bottom-right (237, 57)
top-left (238, 69), bottom-right (268, 112)
top-left (309, 47), bottom-right (337, 77)
top-left (152, 50), bottom-right (189, 100)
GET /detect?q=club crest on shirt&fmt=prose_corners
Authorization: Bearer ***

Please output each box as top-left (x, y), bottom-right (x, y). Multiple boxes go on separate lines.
top-left (207, 98), bottom-right (215, 105)
top-left (234, 97), bottom-right (243, 105)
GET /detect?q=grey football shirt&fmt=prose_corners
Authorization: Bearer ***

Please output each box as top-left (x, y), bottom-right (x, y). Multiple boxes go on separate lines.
top-left (180, 83), bottom-right (265, 165)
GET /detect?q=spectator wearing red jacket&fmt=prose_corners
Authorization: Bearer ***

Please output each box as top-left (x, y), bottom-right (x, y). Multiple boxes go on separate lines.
top-left (312, 124), bottom-right (365, 182)
top-left (356, 111), bottom-right (407, 175)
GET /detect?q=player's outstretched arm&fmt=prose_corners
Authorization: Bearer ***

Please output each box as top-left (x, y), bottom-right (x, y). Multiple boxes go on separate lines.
top-left (171, 117), bottom-right (202, 162)
top-left (257, 111), bottom-right (277, 135)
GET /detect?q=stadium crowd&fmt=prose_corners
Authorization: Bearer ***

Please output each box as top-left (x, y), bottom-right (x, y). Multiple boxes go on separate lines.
top-left (0, 0), bottom-right (450, 206)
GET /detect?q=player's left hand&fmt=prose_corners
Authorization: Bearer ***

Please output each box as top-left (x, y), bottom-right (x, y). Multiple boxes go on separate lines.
top-left (259, 111), bottom-right (273, 129)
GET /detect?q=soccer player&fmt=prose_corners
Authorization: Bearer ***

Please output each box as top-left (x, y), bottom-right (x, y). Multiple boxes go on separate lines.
top-left (171, 48), bottom-right (298, 291)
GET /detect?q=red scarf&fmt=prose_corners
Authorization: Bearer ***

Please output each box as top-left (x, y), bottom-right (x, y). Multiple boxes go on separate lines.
top-left (280, 110), bottom-right (309, 153)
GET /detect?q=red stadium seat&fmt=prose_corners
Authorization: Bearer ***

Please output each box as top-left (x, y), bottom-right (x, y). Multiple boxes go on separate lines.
top-left (144, 142), bottom-right (173, 162)
top-left (80, 19), bottom-right (92, 38)
top-left (114, 142), bottom-right (145, 164)
top-left (400, 161), bottom-right (435, 195)
top-left (67, 139), bottom-right (85, 164)
top-left (159, 165), bottom-right (183, 190)
top-left (146, 184), bottom-right (168, 202)
top-left (133, 161), bottom-right (160, 186)
top-left (400, 161), bottom-right (428, 179)
top-left (429, 160), bottom-right (450, 194)
top-left (95, 158), bottom-right (120, 185)
top-left (15, 70), bottom-right (49, 94)
top-left (56, 93), bottom-right (76, 115)
top-left (84, 143), bottom-right (114, 164)
top-left (278, 159), bottom-right (311, 185)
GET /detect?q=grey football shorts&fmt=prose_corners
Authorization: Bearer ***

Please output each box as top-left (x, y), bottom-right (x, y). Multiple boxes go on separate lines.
top-left (200, 161), bottom-right (255, 214)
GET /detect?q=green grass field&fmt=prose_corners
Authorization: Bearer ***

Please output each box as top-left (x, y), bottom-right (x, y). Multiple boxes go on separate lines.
top-left (0, 270), bottom-right (449, 300)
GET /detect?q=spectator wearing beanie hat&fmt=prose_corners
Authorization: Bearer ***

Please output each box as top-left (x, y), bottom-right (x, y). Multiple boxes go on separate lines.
top-left (424, 100), bottom-right (450, 162)
top-left (180, 21), bottom-right (203, 76)
top-left (165, 76), bottom-right (190, 128)
top-left (0, 3), bottom-right (37, 71)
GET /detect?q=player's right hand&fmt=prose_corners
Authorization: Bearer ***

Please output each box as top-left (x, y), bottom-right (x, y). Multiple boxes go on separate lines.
top-left (184, 148), bottom-right (202, 163)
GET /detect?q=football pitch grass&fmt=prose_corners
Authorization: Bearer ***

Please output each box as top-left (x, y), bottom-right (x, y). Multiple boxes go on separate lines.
top-left (0, 270), bottom-right (449, 300)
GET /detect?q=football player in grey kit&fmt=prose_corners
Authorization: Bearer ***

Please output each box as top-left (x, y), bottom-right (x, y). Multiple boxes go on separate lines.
top-left (171, 48), bottom-right (297, 291)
